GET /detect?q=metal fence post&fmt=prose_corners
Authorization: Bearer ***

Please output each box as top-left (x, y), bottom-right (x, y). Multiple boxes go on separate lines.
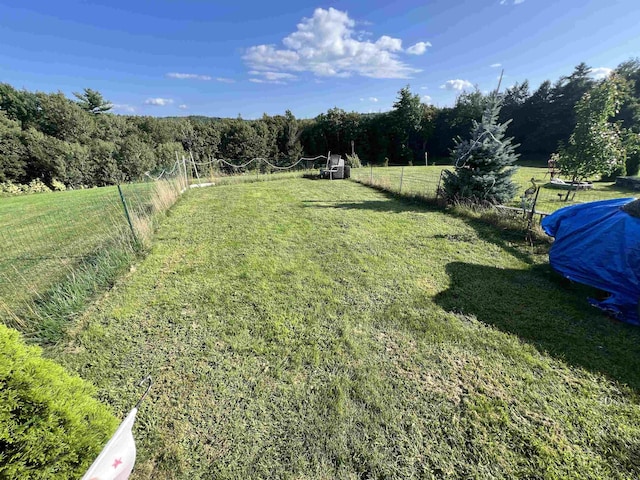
top-left (117, 184), bottom-right (137, 241)
top-left (399, 166), bottom-right (404, 193)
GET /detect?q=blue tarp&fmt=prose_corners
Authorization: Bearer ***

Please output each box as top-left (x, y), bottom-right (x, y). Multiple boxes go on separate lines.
top-left (541, 197), bottom-right (640, 325)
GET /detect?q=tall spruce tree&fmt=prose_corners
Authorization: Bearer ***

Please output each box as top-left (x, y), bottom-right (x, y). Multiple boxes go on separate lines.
top-left (443, 94), bottom-right (519, 204)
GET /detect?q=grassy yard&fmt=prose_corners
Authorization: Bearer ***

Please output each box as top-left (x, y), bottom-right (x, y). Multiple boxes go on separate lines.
top-left (351, 165), bottom-right (638, 213)
top-left (50, 178), bottom-right (640, 479)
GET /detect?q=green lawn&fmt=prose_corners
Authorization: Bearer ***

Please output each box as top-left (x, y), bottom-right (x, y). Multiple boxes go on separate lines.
top-left (0, 183), bottom-right (153, 310)
top-left (51, 178), bottom-right (640, 479)
top-left (351, 165), bottom-right (638, 213)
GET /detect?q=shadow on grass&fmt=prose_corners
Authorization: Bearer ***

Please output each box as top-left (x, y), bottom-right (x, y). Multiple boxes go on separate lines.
top-left (303, 199), bottom-right (435, 214)
top-left (434, 261), bottom-right (640, 392)
top-left (303, 183), bottom-right (439, 214)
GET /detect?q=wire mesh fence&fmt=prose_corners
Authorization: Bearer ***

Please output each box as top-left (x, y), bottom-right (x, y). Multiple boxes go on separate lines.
top-left (350, 164), bottom-right (639, 216)
top-left (0, 165), bottom-right (187, 329)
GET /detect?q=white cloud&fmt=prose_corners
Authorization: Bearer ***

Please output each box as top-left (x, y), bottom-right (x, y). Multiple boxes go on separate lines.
top-left (243, 7), bottom-right (422, 79)
top-left (420, 86), bottom-right (429, 90)
top-left (248, 70), bottom-right (298, 84)
top-left (440, 79), bottom-right (474, 91)
top-left (166, 72), bottom-right (212, 80)
top-left (178, 104), bottom-right (188, 110)
top-left (216, 77), bottom-right (236, 83)
top-left (112, 104), bottom-right (136, 113)
top-left (375, 35), bottom-right (403, 52)
top-left (144, 98), bottom-right (174, 106)
top-left (369, 97), bottom-right (379, 102)
top-left (406, 41), bottom-right (431, 55)
top-left (514, 0), bottom-right (525, 4)
top-left (591, 67), bottom-right (613, 80)
top-left (490, 63), bottom-right (502, 68)
top-left (500, 0), bottom-right (524, 4)
top-left (422, 95), bottom-right (432, 103)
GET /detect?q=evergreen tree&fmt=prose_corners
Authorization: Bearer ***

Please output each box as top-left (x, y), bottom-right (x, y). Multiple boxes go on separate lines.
top-left (73, 88), bottom-right (113, 114)
top-left (443, 94), bottom-right (519, 204)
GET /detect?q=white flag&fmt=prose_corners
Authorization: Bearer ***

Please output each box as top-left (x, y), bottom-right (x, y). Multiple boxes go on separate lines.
top-left (81, 407), bottom-right (138, 480)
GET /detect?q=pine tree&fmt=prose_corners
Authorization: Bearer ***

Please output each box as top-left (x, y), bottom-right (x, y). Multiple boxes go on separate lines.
top-left (443, 94), bottom-right (519, 204)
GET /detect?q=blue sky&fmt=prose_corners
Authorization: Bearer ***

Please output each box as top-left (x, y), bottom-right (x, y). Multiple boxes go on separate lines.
top-left (1, 0), bottom-right (638, 119)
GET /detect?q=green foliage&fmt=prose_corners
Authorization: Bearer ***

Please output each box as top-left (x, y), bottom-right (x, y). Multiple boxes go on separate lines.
top-left (624, 130), bottom-right (640, 176)
top-left (443, 94), bottom-right (519, 204)
top-left (0, 323), bottom-right (117, 479)
top-left (556, 75), bottom-right (626, 181)
top-left (0, 181), bottom-right (24, 196)
top-left (73, 88), bottom-right (113, 114)
top-left (0, 111), bottom-right (26, 182)
top-left (345, 153), bottom-right (362, 168)
top-left (36, 92), bottom-right (93, 143)
top-left (117, 135), bottom-right (155, 180)
top-left (26, 178), bottom-right (51, 193)
top-left (51, 179), bottom-right (66, 191)
top-left (2, 58), bottom-right (640, 188)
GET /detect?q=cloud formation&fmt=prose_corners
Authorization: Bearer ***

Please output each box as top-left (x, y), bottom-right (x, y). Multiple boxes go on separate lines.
top-left (422, 95), bottom-right (432, 103)
top-left (144, 98), bottom-right (173, 106)
top-left (216, 77), bottom-right (236, 83)
top-left (243, 7), bottom-right (427, 80)
top-left (406, 41), bottom-right (431, 55)
top-left (440, 79), bottom-right (474, 91)
top-left (112, 104), bottom-right (136, 113)
top-left (166, 72), bottom-right (212, 80)
top-left (249, 70), bottom-right (298, 84)
top-left (490, 63), bottom-right (502, 68)
top-left (590, 67), bottom-right (613, 80)
top-left (178, 104), bottom-right (188, 110)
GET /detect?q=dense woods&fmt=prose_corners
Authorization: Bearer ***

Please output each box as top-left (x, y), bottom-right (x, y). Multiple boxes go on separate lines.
top-left (1, 59), bottom-right (639, 189)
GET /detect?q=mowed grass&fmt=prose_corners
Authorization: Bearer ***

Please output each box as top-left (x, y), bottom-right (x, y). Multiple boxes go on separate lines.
top-left (51, 179), bottom-right (640, 479)
top-left (351, 165), bottom-right (638, 213)
top-left (0, 183), bottom-right (153, 309)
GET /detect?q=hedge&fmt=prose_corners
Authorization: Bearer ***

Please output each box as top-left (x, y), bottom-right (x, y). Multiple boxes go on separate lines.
top-left (0, 323), bottom-right (117, 478)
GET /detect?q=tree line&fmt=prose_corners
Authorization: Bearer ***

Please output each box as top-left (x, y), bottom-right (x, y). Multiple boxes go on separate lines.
top-left (1, 59), bottom-right (639, 189)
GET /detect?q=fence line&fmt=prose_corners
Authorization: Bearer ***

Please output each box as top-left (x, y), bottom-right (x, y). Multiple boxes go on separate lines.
top-left (350, 164), bottom-right (638, 216)
top-left (0, 168), bottom-right (188, 331)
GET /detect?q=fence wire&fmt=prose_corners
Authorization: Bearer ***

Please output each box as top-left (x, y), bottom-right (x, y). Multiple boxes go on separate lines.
top-left (350, 165), bottom-right (639, 215)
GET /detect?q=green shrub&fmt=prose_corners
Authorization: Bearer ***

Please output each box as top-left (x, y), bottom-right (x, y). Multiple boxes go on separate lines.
top-left (51, 179), bottom-right (67, 191)
top-left (26, 179), bottom-right (51, 193)
top-left (0, 181), bottom-right (24, 196)
top-left (625, 132), bottom-right (640, 177)
top-left (0, 324), bottom-right (117, 479)
top-left (345, 153), bottom-right (362, 168)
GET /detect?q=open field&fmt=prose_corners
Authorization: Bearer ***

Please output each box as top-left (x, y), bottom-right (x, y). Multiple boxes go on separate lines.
top-left (51, 178), bottom-right (640, 479)
top-left (351, 165), bottom-right (639, 213)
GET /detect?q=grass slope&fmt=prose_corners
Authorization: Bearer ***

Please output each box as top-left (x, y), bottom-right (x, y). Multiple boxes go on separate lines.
top-left (52, 179), bottom-right (640, 479)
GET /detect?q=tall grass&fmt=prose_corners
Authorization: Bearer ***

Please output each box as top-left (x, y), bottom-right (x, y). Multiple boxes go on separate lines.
top-left (3, 175), bottom-right (187, 343)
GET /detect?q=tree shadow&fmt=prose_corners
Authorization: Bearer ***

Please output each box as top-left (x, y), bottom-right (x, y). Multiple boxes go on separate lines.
top-left (302, 188), bottom-right (439, 215)
top-left (434, 261), bottom-right (640, 392)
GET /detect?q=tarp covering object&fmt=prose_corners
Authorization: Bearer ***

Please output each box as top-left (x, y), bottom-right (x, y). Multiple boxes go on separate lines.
top-left (541, 197), bottom-right (640, 325)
